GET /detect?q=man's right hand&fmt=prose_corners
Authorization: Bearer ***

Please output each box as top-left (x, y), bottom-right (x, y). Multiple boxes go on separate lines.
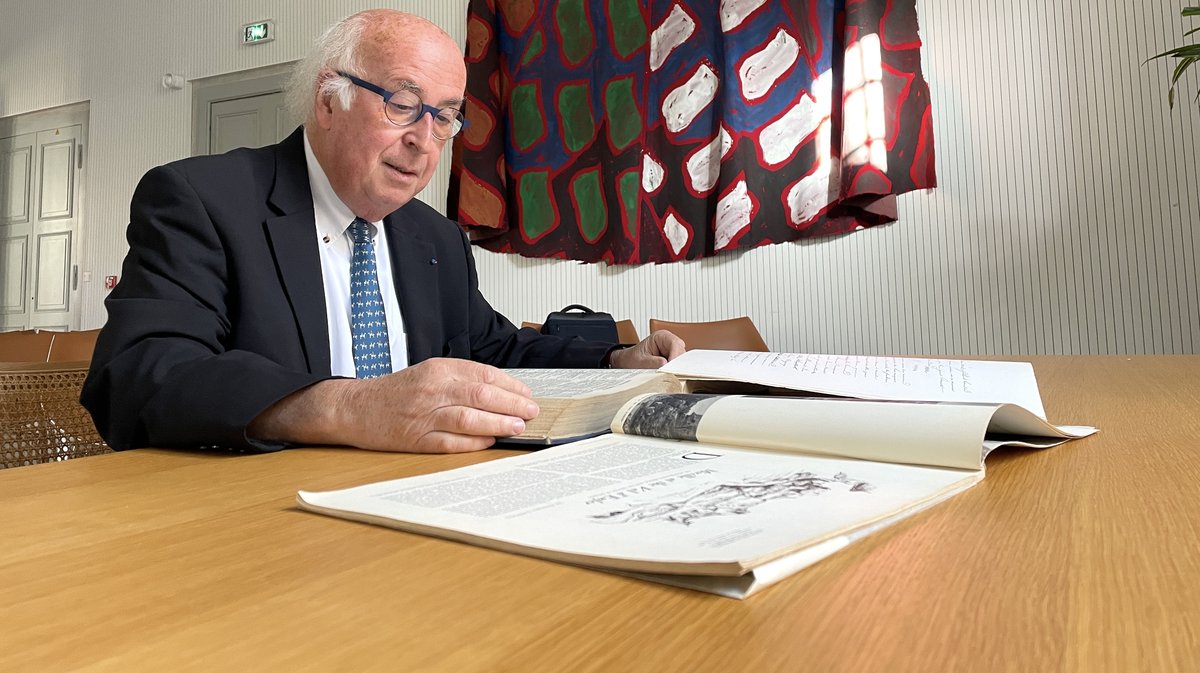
top-left (248, 358), bottom-right (539, 453)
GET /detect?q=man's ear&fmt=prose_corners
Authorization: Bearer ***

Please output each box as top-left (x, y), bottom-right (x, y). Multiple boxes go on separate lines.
top-left (313, 71), bottom-right (338, 129)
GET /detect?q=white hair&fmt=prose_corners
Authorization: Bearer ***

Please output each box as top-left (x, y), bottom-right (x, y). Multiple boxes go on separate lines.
top-left (285, 13), bottom-right (371, 124)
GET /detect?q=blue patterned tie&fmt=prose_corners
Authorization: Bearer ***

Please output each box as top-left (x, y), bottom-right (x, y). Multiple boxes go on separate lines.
top-left (349, 217), bottom-right (392, 379)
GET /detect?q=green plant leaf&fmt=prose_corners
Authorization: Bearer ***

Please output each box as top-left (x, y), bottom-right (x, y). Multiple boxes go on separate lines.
top-left (1150, 6), bottom-right (1199, 110)
top-left (1146, 45), bottom-right (1200, 62)
top-left (1171, 56), bottom-right (1198, 85)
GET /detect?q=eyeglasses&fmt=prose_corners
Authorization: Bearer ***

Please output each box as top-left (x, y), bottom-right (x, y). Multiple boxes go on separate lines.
top-left (336, 71), bottom-right (468, 141)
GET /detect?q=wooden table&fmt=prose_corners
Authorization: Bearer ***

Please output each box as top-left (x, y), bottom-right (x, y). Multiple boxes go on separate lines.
top-left (1, 357), bottom-right (1197, 672)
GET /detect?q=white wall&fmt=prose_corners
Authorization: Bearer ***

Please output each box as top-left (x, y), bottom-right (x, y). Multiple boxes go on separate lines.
top-left (1, 0), bottom-right (1196, 354)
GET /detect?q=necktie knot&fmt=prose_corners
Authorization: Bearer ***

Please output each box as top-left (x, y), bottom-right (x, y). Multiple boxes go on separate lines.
top-left (350, 217), bottom-right (373, 245)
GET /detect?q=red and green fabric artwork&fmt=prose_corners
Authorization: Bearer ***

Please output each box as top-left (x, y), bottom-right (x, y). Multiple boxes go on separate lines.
top-left (448, 0), bottom-right (937, 264)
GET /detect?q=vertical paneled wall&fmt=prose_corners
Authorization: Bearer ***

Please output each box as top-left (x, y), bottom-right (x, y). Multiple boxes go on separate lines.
top-left (1, 0), bottom-right (1196, 354)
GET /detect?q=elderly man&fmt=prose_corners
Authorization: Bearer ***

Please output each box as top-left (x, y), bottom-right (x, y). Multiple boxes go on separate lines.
top-left (83, 10), bottom-right (683, 454)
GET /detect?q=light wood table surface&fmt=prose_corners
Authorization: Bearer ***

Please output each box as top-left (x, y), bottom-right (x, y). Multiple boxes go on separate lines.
top-left (1, 356), bottom-right (1198, 672)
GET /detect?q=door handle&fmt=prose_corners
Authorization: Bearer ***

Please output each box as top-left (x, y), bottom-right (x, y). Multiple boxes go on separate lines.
top-left (72, 265), bottom-right (79, 291)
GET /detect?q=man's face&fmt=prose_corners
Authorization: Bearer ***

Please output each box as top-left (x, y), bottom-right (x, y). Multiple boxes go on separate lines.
top-left (314, 26), bottom-right (466, 222)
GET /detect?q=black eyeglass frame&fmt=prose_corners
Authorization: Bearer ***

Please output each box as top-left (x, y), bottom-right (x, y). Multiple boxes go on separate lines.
top-left (335, 70), bottom-right (468, 141)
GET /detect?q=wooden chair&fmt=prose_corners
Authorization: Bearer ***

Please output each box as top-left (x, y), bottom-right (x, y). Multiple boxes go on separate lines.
top-left (0, 330), bottom-right (55, 362)
top-left (48, 329), bottom-right (101, 362)
top-left (648, 316), bottom-right (770, 352)
top-left (521, 320), bottom-right (641, 345)
top-left (0, 361), bottom-right (111, 469)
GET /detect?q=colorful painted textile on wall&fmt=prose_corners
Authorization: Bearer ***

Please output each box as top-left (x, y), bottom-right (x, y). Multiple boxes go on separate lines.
top-left (448, 0), bottom-right (936, 264)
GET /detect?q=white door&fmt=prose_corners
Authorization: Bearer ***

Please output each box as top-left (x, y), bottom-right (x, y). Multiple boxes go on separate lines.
top-left (191, 67), bottom-right (298, 157)
top-left (209, 91), bottom-right (289, 154)
top-left (0, 122), bottom-right (83, 331)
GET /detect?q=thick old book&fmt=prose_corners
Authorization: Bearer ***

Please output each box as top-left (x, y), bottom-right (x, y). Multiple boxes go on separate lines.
top-left (298, 352), bottom-right (1096, 599)
top-left (503, 368), bottom-right (684, 444)
top-left (508, 350), bottom-right (1076, 445)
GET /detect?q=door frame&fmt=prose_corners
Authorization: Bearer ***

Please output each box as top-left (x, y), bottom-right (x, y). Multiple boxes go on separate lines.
top-left (191, 63), bottom-right (297, 157)
top-left (0, 101), bottom-right (89, 331)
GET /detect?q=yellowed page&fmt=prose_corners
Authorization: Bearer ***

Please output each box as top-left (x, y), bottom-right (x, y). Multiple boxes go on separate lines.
top-left (611, 395), bottom-right (1097, 470)
top-left (506, 368), bottom-right (668, 399)
top-left (612, 395), bottom-right (994, 469)
top-left (695, 396), bottom-right (996, 470)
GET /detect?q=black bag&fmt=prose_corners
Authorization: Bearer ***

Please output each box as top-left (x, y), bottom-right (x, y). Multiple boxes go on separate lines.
top-left (540, 304), bottom-right (619, 343)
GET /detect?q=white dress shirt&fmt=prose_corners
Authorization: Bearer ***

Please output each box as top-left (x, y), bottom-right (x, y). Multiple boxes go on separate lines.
top-left (303, 133), bottom-right (409, 377)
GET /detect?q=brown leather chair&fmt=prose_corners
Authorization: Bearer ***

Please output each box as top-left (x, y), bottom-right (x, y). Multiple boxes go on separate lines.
top-left (48, 329), bottom-right (101, 362)
top-left (648, 316), bottom-right (769, 352)
top-left (0, 330), bottom-right (55, 362)
top-left (521, 320), bottom-right (641, 345)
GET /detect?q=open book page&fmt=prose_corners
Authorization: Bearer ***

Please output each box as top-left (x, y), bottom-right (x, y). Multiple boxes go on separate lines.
top-left (297, 434), bottom-right (979, 577)
top-left (506, 368), bottom-right (671, 399)
top-left (662, 351), bottom-right (1050, 419)
top-left (611, 394), bottom-right (1095, 471)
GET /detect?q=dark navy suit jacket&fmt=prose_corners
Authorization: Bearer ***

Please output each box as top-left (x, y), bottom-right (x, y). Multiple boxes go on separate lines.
top-left (83, 128), bottom-right (611, 451)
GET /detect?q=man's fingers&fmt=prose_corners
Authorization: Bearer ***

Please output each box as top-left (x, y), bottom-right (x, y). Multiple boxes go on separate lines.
top-left (412, 430), bottom-right (499, 454)
top-left (416, 357), bottom-right (533, 397)
top-left (430, 404), bottom-right (529, 438)
top-left (610, 331), bottom-right (686, 369)
top-left (396, 359), bottom-right (536, 416)
top-left (336, 358), bottom-right (551, 453)
top-left (476, 366), bottom-right (534, 397)
top-left (441, 379), bottom-right (538, 420)
top-left (653, 330), bottom-right (687, 360)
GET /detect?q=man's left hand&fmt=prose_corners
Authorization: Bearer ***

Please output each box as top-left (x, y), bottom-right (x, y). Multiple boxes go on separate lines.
top-left (608, 330), bottom-right (686, 369)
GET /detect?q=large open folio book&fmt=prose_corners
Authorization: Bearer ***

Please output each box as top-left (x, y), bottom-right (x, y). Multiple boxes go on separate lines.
top-left (298, 355), bottom-right (1095, 599)
top-left (661, 350), bottom-right (1056, 418)
top-left (505, 350), bottom-right (1091, 445)
top-left (503, 368), bottom-right (683, 444)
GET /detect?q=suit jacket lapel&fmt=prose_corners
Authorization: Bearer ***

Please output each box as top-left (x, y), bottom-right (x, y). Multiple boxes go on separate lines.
top-left (384, 208), bottom-right (441, 363)
top-left (263, 128), bottom-right (332, 375)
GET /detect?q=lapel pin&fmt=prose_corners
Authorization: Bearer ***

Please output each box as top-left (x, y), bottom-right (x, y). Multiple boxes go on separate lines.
top-left (430, 258), bottom-right (438, 265)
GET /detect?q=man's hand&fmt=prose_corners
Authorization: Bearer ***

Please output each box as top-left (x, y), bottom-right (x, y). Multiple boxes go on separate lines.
top-left (248, 358), bottom-right (539, 453)
top-left (608, 330), bottom-right (686, 369)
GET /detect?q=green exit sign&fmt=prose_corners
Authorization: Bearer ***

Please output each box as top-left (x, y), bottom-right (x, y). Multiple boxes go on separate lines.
top-left (242, 20), bottom-right (275, 45)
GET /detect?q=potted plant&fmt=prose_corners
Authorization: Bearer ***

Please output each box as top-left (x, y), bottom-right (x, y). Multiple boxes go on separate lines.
top-left (1148, 6), bottom-right (1200, 109)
